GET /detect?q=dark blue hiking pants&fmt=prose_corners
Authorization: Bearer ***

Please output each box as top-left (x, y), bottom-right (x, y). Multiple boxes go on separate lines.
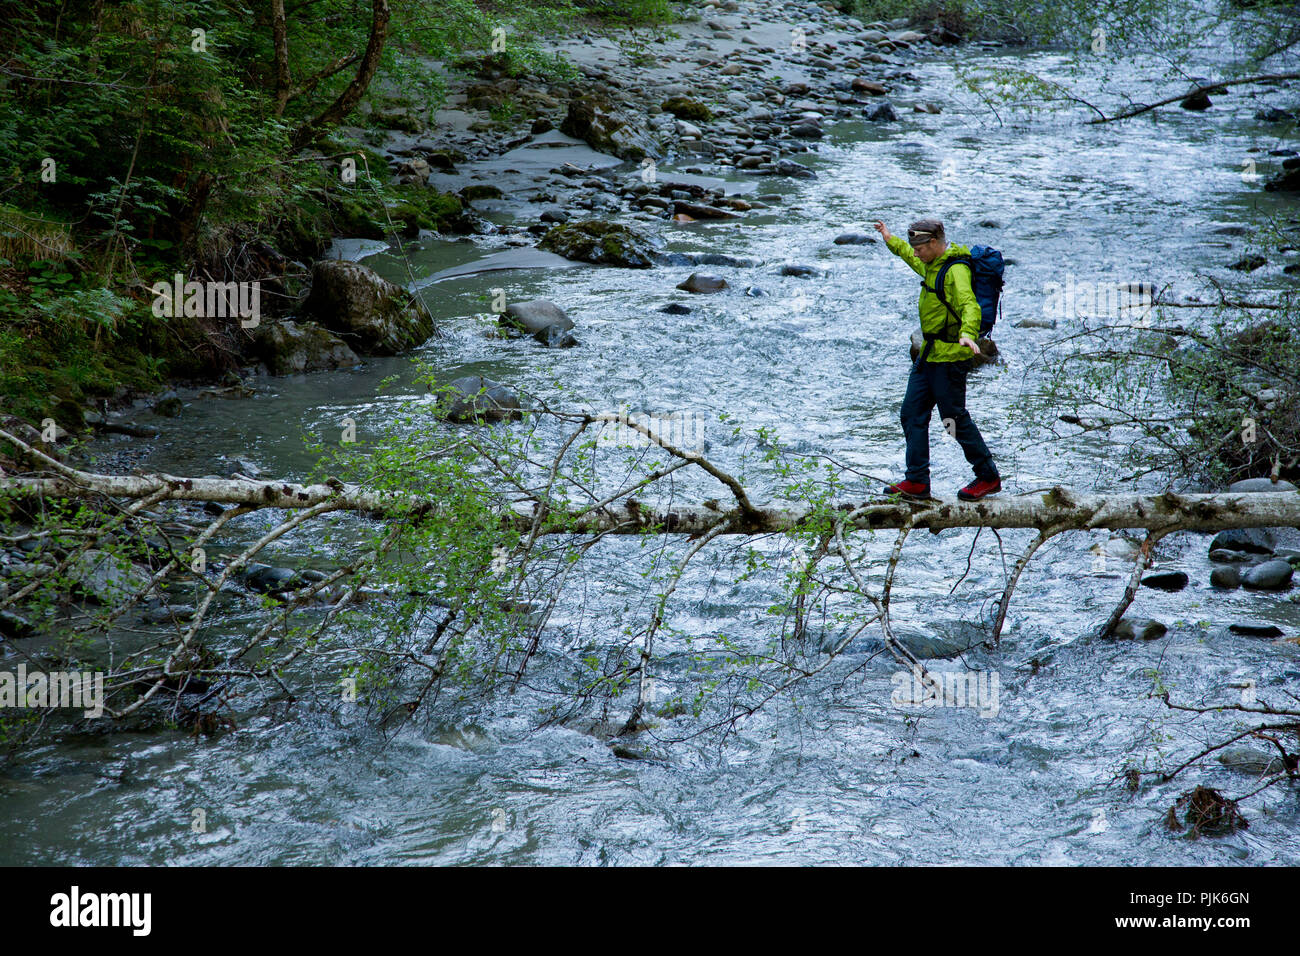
top-left (901, 356), bottom-right (998, 486)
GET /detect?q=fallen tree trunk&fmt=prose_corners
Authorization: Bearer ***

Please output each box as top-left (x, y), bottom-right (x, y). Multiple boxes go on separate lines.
top-left (1087, 72), bottom-right (1300, 124)
top-left (3, 469), bottom-right (1298, 534)
top-left (2, 426), bottom-right (1296, 780)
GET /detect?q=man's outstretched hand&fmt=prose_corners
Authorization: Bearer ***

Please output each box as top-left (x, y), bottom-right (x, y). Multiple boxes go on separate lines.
top-left (959, 336), bottom-right (981, 356)
top-left (873, 221), bottom-right (891, 242)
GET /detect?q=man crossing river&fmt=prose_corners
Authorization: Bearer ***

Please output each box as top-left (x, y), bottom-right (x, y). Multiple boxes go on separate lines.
top-left (873, 218), bottom-right (1002, 501)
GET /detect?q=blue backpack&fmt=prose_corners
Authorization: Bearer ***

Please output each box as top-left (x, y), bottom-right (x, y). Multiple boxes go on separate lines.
top-left (924, 245), bottom-right (1005, 340)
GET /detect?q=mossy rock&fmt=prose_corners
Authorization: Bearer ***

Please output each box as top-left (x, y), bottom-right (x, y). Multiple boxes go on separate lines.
top-left (52, 396), bottom-right (86, 430)
top-left (317, 136), bottom-right (390, 177)
top-left (537, 219), bottom-right (660, 268)
top-left (329, 193), bottom-right (388, 237)
top-left (661, 96), bottom-right (713, 121)
top-left (465, 84), bottom-right (512, 111)
top-left (459, 184), bottom-right (505, 201)
top-left (253, 320), bottom-right (358, 375)
top-left (303, 260), bottom-right (436, 355)
top-left (370, 109), bottom-right (423, 134)
top-left (560, 94), bottom-right (660, 161)
top-left (426, 150), bottom-right (464, 171)
top-left (387, 187), bottom-right (474, 235)
top-left (280, 180), bottom-right (470, 249)
top-left (450, 51), bottom-right (514, 77)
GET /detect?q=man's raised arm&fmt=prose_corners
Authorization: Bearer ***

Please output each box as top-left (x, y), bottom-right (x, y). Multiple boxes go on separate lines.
top-left (875, 221), bottom-right (924, 276)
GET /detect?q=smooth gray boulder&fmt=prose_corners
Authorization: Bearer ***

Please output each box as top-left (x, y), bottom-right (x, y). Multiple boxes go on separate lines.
top-left (1209, 548), bottom-right (1254, 563)
top-left (889, 621), bottom-right (985, 659)
top-left (533, 324), bottom-right (578, 348)
top-left (1210, 566), bottom-right (1241, 589)
top-left (1242, 559), bottom-right (1293, 591)
top-left (71, 550), bottom-right (151, 604)
top-left (501, 299), bottom-right (573, 335)
top-left (776, 158), bottom-right (816, 178)
top-left (676, 273), bottom-right (729, 293)
top-left (241, 565), bottom-right (303, 593)
top-left (1217, 747), bottom-right (1285, 775)
top-left (673, 200), bottom-right (739, 220)
top-left (1229, 478), bottom-right (1297, 493)
top-left (437, 376), bottom-right (525, 424)
top-left (780, 263), bottom-right (823, 277)
top-left (1209, 528), bottom-right (1275, 555)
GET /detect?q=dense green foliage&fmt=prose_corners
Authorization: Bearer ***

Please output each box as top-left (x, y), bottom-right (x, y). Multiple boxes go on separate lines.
top-left (0, 0), bottom-right (629, 260)
top-left (0, 0), bottom-right (681, 423)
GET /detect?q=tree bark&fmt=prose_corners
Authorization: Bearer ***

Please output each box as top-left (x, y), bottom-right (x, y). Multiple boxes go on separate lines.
top-left (288, 0), bottom-right (390, 149)
top-left (271, 0), bottom-right (292, 117)
top-left (1089, 72), bottom-right (1300, 124)
top-left (3, 469), bottom-right (1298, 535)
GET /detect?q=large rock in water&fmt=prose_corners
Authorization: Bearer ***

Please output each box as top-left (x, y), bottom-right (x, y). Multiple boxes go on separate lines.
top-left (537, 220), bottom-right (660, 268)
top-left (560, 94), bottom-right (660, 161)
top-left (1242, 559), bottom-right (1294, 591)
top-left (1111, 617), bottom-right (1167, 640)
top-left (240, 564), bottom-right (302, 593)
top-left (1210, 566), bottom-right (1241, 589)
top-left (71, 550), bottom-right (151, 604)
top-left (1265, 166), bottom-right (1300, 192)
top-left (253, 320), bottom-right (359, 375)
top-left (1209, 527), bottom-right (1275, 555)
top-left (303, 260), bottom-right (435, 355)
top-left (889, 621), bottom-right (985, 659)
top-left (501, 299), bottom-right (577, 348)
top-left (1228, 478), bottom-right (1298, 493)
top-left (501, 299), bottom-right (573, 335)
top-left (436, 376), bottom-right (525, 424)
top-left (1141, 570), bottom-right (1189, 592)
top-left (677, 273), bottom-right (729, 294)
top-left (1217, 747), bottom-right (1286, 775)
top-left (1180, 78), bottom-right (1219, 110)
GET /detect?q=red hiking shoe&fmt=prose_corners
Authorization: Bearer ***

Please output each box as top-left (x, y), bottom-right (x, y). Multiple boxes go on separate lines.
top-left (958, 477), bottom-right (1002, 501)
top-left (883, 479), bottom-right (931, 499)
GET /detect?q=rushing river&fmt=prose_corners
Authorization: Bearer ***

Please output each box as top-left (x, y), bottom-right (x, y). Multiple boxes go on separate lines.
top-left (4, 40), bottom-right (1299, 865)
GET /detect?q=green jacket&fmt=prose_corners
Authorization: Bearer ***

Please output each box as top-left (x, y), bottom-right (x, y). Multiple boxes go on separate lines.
top-left (885, 235), bottom-right (981, 363)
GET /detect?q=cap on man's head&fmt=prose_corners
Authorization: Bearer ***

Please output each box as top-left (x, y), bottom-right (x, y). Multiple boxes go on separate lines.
top-left (907, 219), bottom-right (945, 246)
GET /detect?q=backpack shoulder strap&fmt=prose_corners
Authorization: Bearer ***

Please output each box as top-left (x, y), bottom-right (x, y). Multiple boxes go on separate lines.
top-left (920, 255), bottom-right (972, 340)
